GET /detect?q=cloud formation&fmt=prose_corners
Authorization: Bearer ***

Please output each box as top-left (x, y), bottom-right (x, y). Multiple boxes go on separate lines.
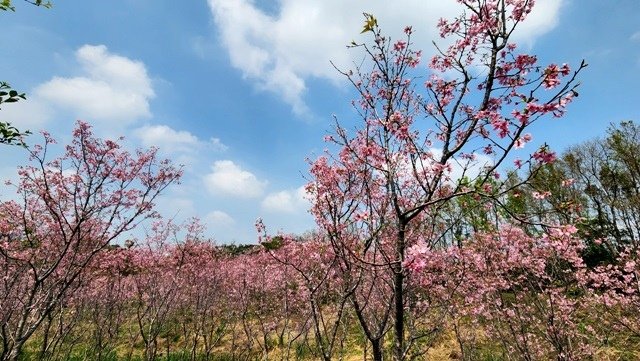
top-left (0, 97), bottom-right (52, 130)
top-left (207, 0), bottom-right (564, 116)
top-left (206, 210), bottom-right (236, 228)
top-left (261, 186), bottom-right (310, 213)
top-left (204, 160), bottom-right (267, 198)
top-left (210, 137), bottom-right (229, 152)
top-left (134, 124), bottom-right (200, 153)
top-left (133, 124), bottom-right (228, 167)
top-left (34, 45), bottom-right (154, 125)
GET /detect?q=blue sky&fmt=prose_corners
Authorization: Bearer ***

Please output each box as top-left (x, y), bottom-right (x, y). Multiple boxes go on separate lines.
top-left (1, 0), bottom-right (639, 244)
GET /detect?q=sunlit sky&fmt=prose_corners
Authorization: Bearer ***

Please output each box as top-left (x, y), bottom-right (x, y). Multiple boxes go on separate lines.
top-left (1, 0), bottom-right (639, 243)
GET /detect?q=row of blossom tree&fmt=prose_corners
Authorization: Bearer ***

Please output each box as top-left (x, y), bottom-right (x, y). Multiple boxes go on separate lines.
top-left (1, 0), bottom-right (639, 360)
top-left (1, 212), bottom-right (637, 360)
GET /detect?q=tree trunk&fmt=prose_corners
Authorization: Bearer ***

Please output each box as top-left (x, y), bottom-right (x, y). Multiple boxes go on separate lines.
top-left (372, 338), bottom-right (383, 361)
top-left (393, 269), bottom-right (404, 361)
top-left (393, 226), bottom-right (406, 361)
top-left (5, 346), bottom-right (21, 361)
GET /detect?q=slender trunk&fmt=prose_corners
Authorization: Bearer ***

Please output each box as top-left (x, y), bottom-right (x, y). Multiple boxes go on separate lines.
top-left (5, 345), bottom-right (21, 361)
top-left (0, 329), bottom-right (9, 361)
top-left (39, 313), bottom-right (53, 360)
top-left (190, 329), bottom-right (199, 361)
top-left (393, 270), bottom-right (404, 361)
top-left (393, 226), bottom-right (406, 361)
top-left (371, 338), bottom-right (383, 361)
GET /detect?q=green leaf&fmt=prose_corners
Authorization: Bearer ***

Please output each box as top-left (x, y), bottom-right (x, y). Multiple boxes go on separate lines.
top-left (361, 14), bottom-right (377, 34)
top-left (0, 0), bottom-right (14, 11)
top-left (262, 236), bottom-right (284, 250)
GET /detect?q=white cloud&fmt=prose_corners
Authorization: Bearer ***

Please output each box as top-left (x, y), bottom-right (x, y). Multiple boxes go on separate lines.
top-left (631, 31), bottom-right (640, 42)
top-left (204, 160), bottom-right (267, 198)
top-left (206, 0), bottom-right (564, 116)
top-left (134, 124), bottom-right (199, 153)
top-left (210, 137), bottom-right (229, 152)
top-left (34, 45), bottom-right (154, 125)
top-left (261, 185), bottom-right (310, 213)
top-left (448, 152), bottom-right (494, 183)
top-left (206, 210), bottom-right (236, 227)
top-left (132, 125), bottom-right (227, 167)
top-left (0, 97), bottom-right (52, 131)
top-left (511, 1), bottom-right (563, 47)
top-left (426, 148), bottom-right (494, 182)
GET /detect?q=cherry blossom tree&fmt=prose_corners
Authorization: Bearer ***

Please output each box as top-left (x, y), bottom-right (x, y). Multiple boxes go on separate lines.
top-left (170, 233), bottom-right (229, 361)
top-left (79, 245), bottom-right (135, 360)
top-left (0, 121), bottom-right (181, 360)
top-left (588, 247), bottom-right (640, 350)
top-left (407, 225), bottom-right (593, 360)
top-left (308, 1), bottom-right (585, 359)
top-left (257, 223), bottom-right (354, 361)
top-left (126, 220), bottom-right (188, 361)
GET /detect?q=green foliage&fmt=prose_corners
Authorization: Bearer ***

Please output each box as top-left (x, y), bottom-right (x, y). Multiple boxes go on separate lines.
top-left (0, 82), bottom-right (30, 146)
top-left (0, 82), bottom-right (25, 104)
top-left (0, 0), bottom-right (13, 11)
top-left (1, 0), bottom-right (52, 11)
top-left (261, 235), bottom-right (284, 250)
top-left (435, 120), bottom-right (639, 267)
top-left (0, 122), bottom-right (29, 146)
top-left (578, 220), bottom-right (616, 267)
top-left (1, 0), bottom-right (53, 146)
top-left (498, 120), bottom-right (640, 266)
top-left (294, 342), bottom-right (313, 359)
top-left (360, 13), bottom-right (377, 33)
top-left (565, 121), bottom-right (640, 249)
top-left (217, 243), bottom-right (257, 255)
